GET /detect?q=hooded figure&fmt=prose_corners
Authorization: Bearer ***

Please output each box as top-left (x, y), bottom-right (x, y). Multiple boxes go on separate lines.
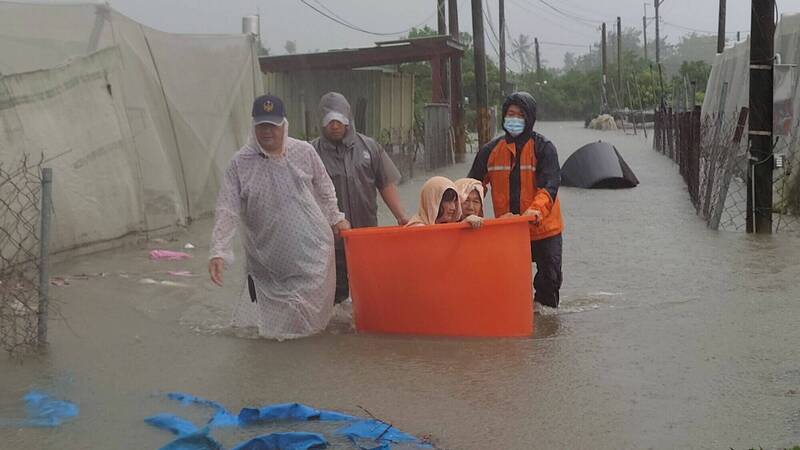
top-left (312, 92), bottom-right (407, 303)
top-left (467, 91), bottom-right (564, 308)
top-left (209, 94), bottom-right (348, 339)
top-left (405, 176), bottom-right (462, 227)
top-left (454, 177), bottom-right (485, 219)
top-left (312, 92), bottom-right (403, 228)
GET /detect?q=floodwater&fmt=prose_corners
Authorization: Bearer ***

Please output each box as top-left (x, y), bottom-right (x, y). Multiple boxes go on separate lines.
top-left (2, 122), bottom-right (799, 449)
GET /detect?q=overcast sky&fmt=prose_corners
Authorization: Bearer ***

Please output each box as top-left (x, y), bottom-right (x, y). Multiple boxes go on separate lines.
top-left (101, 0), bottom-right (800, 69)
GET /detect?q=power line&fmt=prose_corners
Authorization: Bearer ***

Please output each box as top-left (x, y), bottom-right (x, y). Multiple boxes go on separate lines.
top-left (483, 3), bottom-right (525, 67)
top-left (298, 0), bottom-right (436, 36)
top-left (508, 0), bottom-right (598, 39)
top-left (536, 0), bottom-right (605, 26)
top-left (538, 40), bottom-right (589, 48)
top-left (662, 20), bottom-right (746, 35)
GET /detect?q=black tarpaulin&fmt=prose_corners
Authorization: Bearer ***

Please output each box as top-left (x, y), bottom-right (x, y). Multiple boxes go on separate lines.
top-left (561, 141), bottom-right (639, 189)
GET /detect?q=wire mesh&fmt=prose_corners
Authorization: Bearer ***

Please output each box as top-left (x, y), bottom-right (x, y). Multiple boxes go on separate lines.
top-left (0, 154), bottom-right (43, 356)
top-left (655, 107), bottom-right (800, 233)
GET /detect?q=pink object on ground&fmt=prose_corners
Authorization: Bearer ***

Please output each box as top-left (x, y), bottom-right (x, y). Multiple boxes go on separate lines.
top-left (149, 250), bottom-right (192, 261)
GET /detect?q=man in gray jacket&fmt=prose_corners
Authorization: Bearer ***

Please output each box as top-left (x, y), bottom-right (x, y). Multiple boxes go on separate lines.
top-left (312, 92), bottom-right (408, 304)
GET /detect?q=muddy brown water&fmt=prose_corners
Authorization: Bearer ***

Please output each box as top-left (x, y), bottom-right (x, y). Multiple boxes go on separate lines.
top-left (2, 122), bottom-right (798, 449)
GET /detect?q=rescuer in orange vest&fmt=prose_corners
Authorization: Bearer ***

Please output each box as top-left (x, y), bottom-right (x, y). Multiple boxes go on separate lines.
top-left (468, 92), bottom-right (564, 308)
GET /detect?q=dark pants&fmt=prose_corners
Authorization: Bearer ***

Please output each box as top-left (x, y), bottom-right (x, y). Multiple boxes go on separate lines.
top-left (531, 234), bottom-right (563, 308)
top-left (334, 244), bottom-right (349, 304)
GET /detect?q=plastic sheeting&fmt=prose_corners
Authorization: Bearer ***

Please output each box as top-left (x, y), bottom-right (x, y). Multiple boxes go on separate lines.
top-left (0, 2), bottom-right (258, 254)
top-left (0, 391), bottom-right (78, 428)
top-left (700, 13), bottom-right (800, 223)
top-left (229, 433), bottom-right (327, 450)
top-left (211, 124), bottom-right (340, 340)
top-left (145, 392), bottom-right (430, 450)
top-left (561, 141), bottom-right (639, 188)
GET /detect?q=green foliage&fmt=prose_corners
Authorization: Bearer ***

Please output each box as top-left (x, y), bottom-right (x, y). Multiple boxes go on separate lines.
top-left (401, 27), bottom-right (716, 122)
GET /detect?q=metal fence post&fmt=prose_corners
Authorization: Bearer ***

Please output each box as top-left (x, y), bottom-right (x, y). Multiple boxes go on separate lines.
top-left (37, 168), bottom-right (52, 345)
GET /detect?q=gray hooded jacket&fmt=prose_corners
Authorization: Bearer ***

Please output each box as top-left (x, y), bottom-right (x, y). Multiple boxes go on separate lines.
top-left (311, 92), bottom-right (401, 228)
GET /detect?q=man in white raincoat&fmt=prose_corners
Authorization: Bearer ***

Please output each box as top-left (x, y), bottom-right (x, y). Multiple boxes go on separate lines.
top-left (208, 94), bottom-right (350, 339)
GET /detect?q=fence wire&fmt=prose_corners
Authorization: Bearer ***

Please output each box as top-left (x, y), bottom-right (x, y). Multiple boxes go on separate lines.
top-left (655, 107), bottom-right (800, 233)
top-left (0, 155), bottom-right (43, 356)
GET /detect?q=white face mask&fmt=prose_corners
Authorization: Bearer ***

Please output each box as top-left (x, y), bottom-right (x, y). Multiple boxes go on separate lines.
top-left (504, 117), bottom-right (526, 137)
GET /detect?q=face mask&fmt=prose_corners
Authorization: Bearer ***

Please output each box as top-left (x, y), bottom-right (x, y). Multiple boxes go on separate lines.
top-left (504, 117), bottom-right (526, 137)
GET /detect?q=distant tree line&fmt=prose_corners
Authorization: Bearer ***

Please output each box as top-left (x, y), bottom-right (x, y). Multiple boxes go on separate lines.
top-left (404, 26), bottom-right (715, 124)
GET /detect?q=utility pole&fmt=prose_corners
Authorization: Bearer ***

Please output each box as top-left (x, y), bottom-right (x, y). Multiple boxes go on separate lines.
top-left (747, 0), bottom-right (775, 233)
top-left (438, 0), bottom-right (447, 33)
top-left (601, 23), bottom-right (608, 79)
top-left (437, 0), bottom-right (449, 100)
top-left (617, 16), bottom-right (622, 96)
top-left (534, 37), bottom-right (542, 81)
top-left (499, 0), bottom-right (507, 99)
top-left (717, 0), bottom-right (726, 53)
top-left (601, 22), bottom-right (608, 113)
top-left (449, 0), bottom-right (465, 160)
top-left (643, 5), bottom-right (648, 61)
top-left (737, 31), bottom-right (741, 42)
top-left (655, 0), bottom-right (662, 66)
top-left (471, 0), bottom-right (490, 147)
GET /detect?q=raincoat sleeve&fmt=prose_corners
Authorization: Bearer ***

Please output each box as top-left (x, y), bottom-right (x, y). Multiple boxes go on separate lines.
top-left (529, 138), bottom-right (561, 217)
top-left (209, 160), bottom-right (242, 266)
top-left (467, 140), bottom-right (493, 185)
top-left (309, 146), bottom-right (346, 226)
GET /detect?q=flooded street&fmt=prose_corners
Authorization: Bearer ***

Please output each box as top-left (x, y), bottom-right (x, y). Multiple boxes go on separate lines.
top-left (2, 122), bottom-right (799, 449)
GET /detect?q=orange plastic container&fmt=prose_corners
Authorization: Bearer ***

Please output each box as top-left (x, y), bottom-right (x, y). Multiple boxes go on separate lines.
top-left (341, 216), bottom-right (534, 337)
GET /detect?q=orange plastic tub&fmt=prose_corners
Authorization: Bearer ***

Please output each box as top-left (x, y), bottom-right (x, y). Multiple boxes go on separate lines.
top-left (341, 216), bottom-right (534, 337)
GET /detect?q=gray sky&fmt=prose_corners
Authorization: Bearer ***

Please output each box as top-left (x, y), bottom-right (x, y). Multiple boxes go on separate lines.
top-left (104, 0), bottom-right (800, 69)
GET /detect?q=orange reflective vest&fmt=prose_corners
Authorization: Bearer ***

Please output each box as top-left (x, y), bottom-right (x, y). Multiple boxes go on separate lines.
top-left (484, 138), bottom-right (564, 241)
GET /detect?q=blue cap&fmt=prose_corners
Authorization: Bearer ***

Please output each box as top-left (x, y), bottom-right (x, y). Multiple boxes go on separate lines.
top-left (252, 94), bottom-right (286, 125)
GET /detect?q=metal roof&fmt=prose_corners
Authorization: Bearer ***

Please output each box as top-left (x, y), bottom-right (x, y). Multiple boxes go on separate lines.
top-left (259, 35), bottom-right (465, 73)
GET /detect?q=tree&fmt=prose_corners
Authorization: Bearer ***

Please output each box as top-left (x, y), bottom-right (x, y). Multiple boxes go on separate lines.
top-left (662, 33), bottom-right (716, 75)
top-left (284, 40), bottom-right (297, 54)
top-left (511, 34), bottom-right (534, 73)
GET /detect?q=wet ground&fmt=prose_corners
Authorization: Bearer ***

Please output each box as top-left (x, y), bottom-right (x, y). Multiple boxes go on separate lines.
top-left (2, 122), bottom-right (799, 449)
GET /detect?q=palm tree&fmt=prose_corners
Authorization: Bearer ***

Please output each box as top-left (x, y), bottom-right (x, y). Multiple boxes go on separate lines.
top-left (512, 34), bottom-right (534, 73)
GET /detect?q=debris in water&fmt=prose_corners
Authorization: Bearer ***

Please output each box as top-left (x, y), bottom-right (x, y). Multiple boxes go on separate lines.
top-left (138, 278), bottom-right (191, 288)
top-left (166, 270), bottom-right (194, 277)
top-left (0, 391), bottom-right (78, 428)
top-left (149, 250), bottom-right (192, 261)
top-left (50, 277), bottom-right (70, 287)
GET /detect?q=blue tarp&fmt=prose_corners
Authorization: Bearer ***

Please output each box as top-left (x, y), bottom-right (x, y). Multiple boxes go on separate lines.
top-left (0, 391), bottom-right (79, 428)
top-left (335, 419), bottom-right (418, 444)
top-left (145, 393), bottom-right (431, 450)
top-left (238, 403), bottom-right (357, 425)
top-left (229, 432), bottom-right (326, 450)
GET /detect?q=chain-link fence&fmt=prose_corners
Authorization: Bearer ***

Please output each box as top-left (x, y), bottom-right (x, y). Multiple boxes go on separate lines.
top-left (0, 155), bottom-right (45, 356)
top-left (654, 107), bottom-right (800, 233)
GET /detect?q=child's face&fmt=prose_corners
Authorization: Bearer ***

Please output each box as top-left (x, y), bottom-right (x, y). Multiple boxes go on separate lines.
top-left (462, 190), bottom-right (483, 217)
top-left (436, 199), bottom-right (459, 223)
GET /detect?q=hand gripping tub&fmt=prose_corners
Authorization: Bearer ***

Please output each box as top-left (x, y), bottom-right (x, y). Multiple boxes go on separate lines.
top-left (341, 216), bottom-right (534, 337)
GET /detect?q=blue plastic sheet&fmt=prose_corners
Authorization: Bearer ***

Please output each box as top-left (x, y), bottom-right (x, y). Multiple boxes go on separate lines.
top-left (146, 393), bottom-right (430, 450)
top-left (159, 432), bottom-right (223, 450)
top-left (334, 419), bottom-right (420, 445)
top-left (229, 432), bottom-right (326, 450)
top-left (0, 391), bottom-right (79, 428)
top-left (238, 403), bottom-right (357, 425)
top-left (166, 392), bottom-right (239, 427)
top-left (145, 411), bottom-right (222, 450)
top-left (145, 413), bottom-right (200, 437)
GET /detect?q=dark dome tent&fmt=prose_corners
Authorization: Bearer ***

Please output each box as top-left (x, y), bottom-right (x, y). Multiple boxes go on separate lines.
top-left (561, 141), bottom-right (639, 188)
